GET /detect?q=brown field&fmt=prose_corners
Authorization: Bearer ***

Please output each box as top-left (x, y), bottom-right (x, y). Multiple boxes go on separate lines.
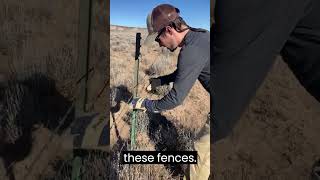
top-left (213, 57), bottom-right (320, 180)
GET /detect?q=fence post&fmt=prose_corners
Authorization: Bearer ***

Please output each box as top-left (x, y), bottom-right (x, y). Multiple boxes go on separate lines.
top-left (72, 0), bottom-right (92, 179)
top-left (77, 0), bottom-right (92, 116)
top-left (130, 33), bottom-right (141, 150)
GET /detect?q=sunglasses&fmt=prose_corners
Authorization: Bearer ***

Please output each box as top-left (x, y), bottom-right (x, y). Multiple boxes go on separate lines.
top-left (155, 27), bottom-right (166, 43)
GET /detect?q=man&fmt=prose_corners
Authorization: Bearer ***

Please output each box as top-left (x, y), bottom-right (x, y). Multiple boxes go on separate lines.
top-left (129, 4), bottom-right (210, 180)
top-left (213, 0), bottom-right (320, 178)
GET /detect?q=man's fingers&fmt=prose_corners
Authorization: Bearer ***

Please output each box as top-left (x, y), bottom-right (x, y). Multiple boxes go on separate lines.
top-left (136, 98), bottom-right (145, 108)
top-left (146, 84), bottom-right (152, 91)
top-left (129, 97), bottom-right (147, 111)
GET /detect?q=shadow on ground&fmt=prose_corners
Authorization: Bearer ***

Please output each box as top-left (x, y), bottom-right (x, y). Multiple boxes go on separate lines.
top-left (0, 73), bottom-right (73, 180)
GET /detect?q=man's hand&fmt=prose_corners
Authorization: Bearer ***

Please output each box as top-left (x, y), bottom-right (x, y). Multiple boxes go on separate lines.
top-left (129, 97), bottom-right (147, 111)
top-left (146, 78), bottom-right (161, 92)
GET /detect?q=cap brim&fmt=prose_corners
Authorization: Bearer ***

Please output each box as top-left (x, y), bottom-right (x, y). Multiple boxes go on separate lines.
top-left (143, 33), bottom-right (157, 46)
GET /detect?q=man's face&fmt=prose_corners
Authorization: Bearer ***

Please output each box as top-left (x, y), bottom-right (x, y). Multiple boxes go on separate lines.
top-left (155, 27), bottom-right (178, 52)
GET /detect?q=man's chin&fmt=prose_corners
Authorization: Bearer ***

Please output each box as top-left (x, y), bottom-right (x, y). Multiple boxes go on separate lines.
top-left (168, 47), bottom-right (177, 52)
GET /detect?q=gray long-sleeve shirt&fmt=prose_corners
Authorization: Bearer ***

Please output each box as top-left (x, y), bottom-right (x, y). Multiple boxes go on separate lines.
top-left (149, 29), bottom-right (210, 112)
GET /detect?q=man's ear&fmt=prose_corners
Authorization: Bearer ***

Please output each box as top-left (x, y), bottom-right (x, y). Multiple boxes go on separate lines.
top-left (166, 26), bottom-right (174, 35)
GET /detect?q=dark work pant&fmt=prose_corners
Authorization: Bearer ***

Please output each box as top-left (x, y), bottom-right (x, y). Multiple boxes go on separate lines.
top-left (212, 0), bottom-right (320, 142)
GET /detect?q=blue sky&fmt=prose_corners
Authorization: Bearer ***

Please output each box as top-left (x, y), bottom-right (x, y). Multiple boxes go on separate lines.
top-left (110, 0), bottom-right (210, 30)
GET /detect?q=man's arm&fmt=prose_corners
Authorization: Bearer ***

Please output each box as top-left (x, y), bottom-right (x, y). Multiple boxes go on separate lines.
top-left (146, 46), bottom-right (208, 112)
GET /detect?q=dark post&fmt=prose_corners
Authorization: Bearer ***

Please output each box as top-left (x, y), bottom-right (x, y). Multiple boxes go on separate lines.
top-left (77, 0), bottom-right (92, 116)
top-left (131, 32), bottom-right (141, 149)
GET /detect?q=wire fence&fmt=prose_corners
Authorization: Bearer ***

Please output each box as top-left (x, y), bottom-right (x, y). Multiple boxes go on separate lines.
top-left (5, 42), bottom-right (159, 179)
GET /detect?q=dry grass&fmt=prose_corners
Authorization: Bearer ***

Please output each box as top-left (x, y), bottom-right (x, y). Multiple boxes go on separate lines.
top-left (110, 127), bottom-right (176, 180)
top-left (0, 0), bottom-right (79, 146)
top-left (81, 151), bottom-right (109, 180)
top-left (1, 84), bottom-right (26, 144)
top-left (110, 137), bottom-right (175, 180)
top-left (114, 163), bottom-right (175, 180)
top-left (40, 150), bottom-right (109, 180)
top-left (0, 0), bottom-right (79, 99)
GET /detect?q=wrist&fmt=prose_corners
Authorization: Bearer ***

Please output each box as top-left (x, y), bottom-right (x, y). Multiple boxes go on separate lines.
top-left (144, 99), bottom-right (153, 111)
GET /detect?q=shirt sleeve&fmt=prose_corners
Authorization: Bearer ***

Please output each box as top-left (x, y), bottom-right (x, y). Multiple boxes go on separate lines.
top-left (146, 46), bottom-right (208, 112)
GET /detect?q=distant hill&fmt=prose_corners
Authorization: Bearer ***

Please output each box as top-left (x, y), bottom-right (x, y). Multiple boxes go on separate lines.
top-left (110, 25), bottom-right (146, 32)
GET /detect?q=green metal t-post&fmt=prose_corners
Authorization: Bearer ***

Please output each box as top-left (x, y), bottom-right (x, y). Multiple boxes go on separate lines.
top-left (130, 33), bottom-right (141, 150)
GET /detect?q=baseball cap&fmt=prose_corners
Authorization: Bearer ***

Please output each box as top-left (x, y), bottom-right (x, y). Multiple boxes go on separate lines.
top-left (144, 4), bottom-right (180, 46)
